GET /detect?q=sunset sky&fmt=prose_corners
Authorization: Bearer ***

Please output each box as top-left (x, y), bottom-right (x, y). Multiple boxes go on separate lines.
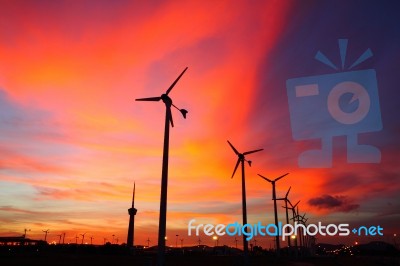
top-left (0, 1), bottom-right (399, 248)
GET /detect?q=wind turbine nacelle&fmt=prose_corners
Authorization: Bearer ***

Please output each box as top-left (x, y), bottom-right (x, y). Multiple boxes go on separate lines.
top-left (128, 208), bottom-right (137, 215)
top-left (161, 94), bottom-right (172, 105)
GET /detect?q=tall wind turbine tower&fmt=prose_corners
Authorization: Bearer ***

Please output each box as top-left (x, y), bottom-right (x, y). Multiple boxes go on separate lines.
top-left (227, 140), bottom-right (263, 256)
top-left (136, 67), bottom-right (188, 266)
top-left (127, 182), bottom-right (137, 247)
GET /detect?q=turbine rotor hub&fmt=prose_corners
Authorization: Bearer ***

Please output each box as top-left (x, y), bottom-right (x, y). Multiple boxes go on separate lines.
top-left (161, 94), bottom-right (172, 106)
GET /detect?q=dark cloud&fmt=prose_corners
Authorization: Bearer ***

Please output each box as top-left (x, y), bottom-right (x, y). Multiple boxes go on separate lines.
top-left (308, 194), bottom-right (359, 212)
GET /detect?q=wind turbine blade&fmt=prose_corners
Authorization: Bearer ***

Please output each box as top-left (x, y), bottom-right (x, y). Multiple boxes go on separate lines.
top-left (243, 148), bottom-right (263, 155)
top-left (135, 97), bottom-right (161, 101)
top-left (168, 108), bottom-right (174, 127)
top-left (287, 199), bottom-right (293, 207)
top-left (166, 67), bottom-right (188, 95)
top-left (285, 186), bottom-right (291, 198)
top-left (227, 140), bottom-right (239, 155)
top-left (231, 159), bottom-right (240, 178)
top-left (293, 200), bottom-right (300, 208)
top-left (258, 174), bottom-right (272, 183)
top-left (275, 173), bottom-right (289, 182)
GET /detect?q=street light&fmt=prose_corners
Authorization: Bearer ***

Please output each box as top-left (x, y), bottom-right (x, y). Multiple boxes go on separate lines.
top-left (213, 236), bottom-right (218, 247)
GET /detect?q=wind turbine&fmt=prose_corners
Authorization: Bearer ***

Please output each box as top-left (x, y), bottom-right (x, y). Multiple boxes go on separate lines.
top-left (284, 199), bottom-right (300, 249)
top-left (136, 67), bottom-right (188, 266)
top-left (80, 232), bottom-right (86, 244)
top-left (293, 211), bottom-right (307, 248)
top-left (42, 229), bottom-right (49, 242)
top-left (228, 140), bottom-right (263, 255)
top-left (296, 205), bottom-right (303, 247)
top-left (287, 202), bottom-right (304, 247)
top-left (276, 186), bottom-right (292, 247)
top-left (300, 215), bottom-right (309, 249)
top-left (284, 199), bottom-right (300, 224)
top-left (258, 173), bottom-right (289, 255)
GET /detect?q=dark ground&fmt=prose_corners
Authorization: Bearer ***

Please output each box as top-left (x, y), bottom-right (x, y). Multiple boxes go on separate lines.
top-left (1, 245), bottom-right (399, 266)
top-left (1, 253), bottom-right (399, 266)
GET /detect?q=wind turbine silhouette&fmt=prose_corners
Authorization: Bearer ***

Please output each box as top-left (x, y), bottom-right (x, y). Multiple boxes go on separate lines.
top-left (80, 232), bottom-right (86, 244)
top-left (228, 140), bottom-right (263, 255)
top-left (295, 204), bottom-right (304, 247)
top-left (136, 67), bottom-right (188, 266)
top-left (284, 199), bottom-right (300, 224)
top-left (299, 214), bottom-right (309, 248)
top-left (283, 199), bottom-right (300, 248)
top-left (292, 210), bottom-right (307, 247)
top-left (276, 186), bottom-right (292, 248)
top-left (258, 173), bottom-right (289, 255)
top-left (42, 229), bottom-right (49, 242)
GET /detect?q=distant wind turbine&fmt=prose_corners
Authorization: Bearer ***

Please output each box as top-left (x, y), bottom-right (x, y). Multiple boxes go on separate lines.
top-left (136, 67), bottom-right (188, 266)
top-left (258, 173), bottom-right (289, 255)
top-left (276, 186), bottom-right (292, 247)
top-left (42, 229), bottom-right (49, 242)
top-left (80, 232), bottom-right (86, 244)
top-left (292, 210), bottom-right (307, 247)
top-left (228, 140), bottom-right (263, 255)
top-left (284, 199), bottom-right (300, 248)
